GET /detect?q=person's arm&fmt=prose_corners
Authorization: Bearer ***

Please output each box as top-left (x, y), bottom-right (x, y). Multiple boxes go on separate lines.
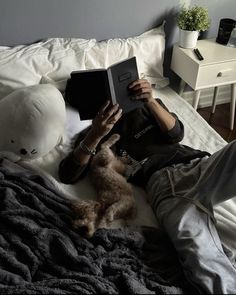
top-left (59, 101), bottom-right (123, 184)
top-left (129, 79), bottom-right (184, 143)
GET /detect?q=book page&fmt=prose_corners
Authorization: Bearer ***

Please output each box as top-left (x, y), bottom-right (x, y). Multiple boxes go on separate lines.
top-left (108, 56), bottom-right (143, 113)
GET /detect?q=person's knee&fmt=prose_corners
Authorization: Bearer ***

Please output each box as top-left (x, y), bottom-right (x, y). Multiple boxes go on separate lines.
top-left (231, 139), bottom-right (236, 150)
top-left (221, 140), bottom-right (236, 159)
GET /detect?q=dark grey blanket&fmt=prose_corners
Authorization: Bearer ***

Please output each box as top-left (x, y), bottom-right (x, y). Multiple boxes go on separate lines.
top-left (0, 158), bottom-right (194, 294)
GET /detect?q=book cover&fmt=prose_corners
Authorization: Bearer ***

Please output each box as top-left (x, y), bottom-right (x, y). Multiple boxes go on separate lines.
top-left (65, 56), bottom-right (143, 120)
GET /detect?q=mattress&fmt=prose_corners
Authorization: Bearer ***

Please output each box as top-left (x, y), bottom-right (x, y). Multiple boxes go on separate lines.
top-left (26, 86), bottom-right (236, 258)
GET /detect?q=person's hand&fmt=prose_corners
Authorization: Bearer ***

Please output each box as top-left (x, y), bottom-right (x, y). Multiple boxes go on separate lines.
top-left (90, 101), bottom-right (123, 140)
top-left (129, 79), bottom-right (154, 103)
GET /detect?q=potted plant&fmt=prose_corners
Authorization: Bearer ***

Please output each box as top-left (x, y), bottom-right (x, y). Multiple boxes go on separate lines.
top-left (177, 6), bottom-right (211, 48)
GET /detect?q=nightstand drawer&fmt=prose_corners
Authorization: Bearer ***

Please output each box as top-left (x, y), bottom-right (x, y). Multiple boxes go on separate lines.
top-left (197, 61), bottom-right (236, 88)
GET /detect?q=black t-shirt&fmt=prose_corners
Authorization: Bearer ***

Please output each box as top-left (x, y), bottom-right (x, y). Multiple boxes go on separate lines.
top-left (59, 99), bottom-right (210, 186)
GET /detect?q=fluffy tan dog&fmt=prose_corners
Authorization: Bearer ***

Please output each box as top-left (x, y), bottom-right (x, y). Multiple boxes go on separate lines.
top-left (72, 134), bottom-right (136, 238)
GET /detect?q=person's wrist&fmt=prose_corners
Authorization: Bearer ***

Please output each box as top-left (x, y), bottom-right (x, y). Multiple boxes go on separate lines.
top-left (79, 140), bottom-right (97, 156)
top-left (73, 130), bottom-right (101, 162)
top-left (87, 128), bottom-right (104, 143)
top-left (144, 97), bottom-right (155, 105)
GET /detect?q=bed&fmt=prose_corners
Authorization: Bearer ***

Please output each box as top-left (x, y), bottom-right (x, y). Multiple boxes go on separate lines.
top-left (0, 22), bottom-right (235, 294)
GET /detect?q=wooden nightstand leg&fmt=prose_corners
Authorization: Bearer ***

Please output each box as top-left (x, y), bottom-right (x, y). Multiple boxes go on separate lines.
top-left (211, 87), bottom-right (219, 114)
top-left (230, 83), bottom-right (236, 130)
top-left (179, 79), bottom-right (186, 96)
top-left (193, 90), bottom-right (201, 110)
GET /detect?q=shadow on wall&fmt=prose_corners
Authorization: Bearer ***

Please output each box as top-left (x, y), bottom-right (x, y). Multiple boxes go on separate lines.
top-left (151, 7), bottom-right (179, 87)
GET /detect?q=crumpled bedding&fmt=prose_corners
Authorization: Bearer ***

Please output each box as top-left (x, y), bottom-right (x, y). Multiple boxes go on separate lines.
top-left (0, 158), bottom-right (194, 294)
top-left (28, 86), bottom-right (236, 259)
top-left (157, 87), bottom-right (236, 259)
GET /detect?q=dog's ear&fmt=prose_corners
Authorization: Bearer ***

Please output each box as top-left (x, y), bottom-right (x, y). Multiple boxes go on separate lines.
top-left (93, 202), bottom-right (101, 213)
top-left (70, 201), bottom-right (81, 212)
top-left (71, 200), bottom-right (90, 211)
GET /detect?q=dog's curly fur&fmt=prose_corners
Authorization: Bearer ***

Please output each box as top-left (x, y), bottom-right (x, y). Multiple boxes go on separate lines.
top-left (72, 134), bottom-right (136, 238)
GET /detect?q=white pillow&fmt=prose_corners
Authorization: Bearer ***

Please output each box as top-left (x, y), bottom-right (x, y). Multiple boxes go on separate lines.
top-left (0, 23), bottom-right (168, 101)
top-left (0, 43), bottom-right (51, 100)
top-left (41, 22), bottom-right (169, 90)
top-left (85, 22), bottom-right (169, 88)
top-left (41, 38), bottom-right (96, 82)
top-left (40, 76), bottom-right (68, 94)
top-left (64, 105), bottom-right (92, 144)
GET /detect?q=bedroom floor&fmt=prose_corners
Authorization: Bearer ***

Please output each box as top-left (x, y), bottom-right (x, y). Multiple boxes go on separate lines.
top-left (198, 103), bottom-right (236, 143)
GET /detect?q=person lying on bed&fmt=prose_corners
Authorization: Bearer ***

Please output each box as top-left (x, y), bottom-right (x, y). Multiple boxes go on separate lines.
top-left (58, 79), bottom-right (236, 294)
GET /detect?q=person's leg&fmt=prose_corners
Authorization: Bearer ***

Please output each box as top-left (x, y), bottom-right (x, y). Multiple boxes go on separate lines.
top-left (157, 197), bottom-right (236, 294)
top-left (146, 142), bottom-right (236, 293)
top-left (192, 140), bottom-right (236, 207)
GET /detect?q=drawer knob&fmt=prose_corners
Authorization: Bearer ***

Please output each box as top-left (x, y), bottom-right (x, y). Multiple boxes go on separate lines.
top-left (217, 72), bottom-right (223, 77)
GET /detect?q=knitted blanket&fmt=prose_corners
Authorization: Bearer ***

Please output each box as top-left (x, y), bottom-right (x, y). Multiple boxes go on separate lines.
top-left (0, 158), bottom-right (193, 294)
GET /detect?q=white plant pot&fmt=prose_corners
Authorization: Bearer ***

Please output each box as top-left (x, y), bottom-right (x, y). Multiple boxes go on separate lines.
top-left (179, 29), bottom-right (199, 49)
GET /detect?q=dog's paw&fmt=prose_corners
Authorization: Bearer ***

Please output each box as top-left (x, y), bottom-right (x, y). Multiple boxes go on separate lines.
top-left (104, 210), bottom-right (114, 224)
top-left (97, 216), bottom-right (115, 231)
top-left (111, 133), bottom-right (120, 142)
top-left (73, 219), bottom-right (95, 238)
top-left (97, 213), bottom-right (113, 228)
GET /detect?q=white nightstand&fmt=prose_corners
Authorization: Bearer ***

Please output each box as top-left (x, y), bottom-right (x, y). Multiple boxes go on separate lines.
top-left (171, 39), bottom-right (236, 130)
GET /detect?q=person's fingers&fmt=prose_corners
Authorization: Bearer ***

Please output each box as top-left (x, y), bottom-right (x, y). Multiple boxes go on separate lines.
top-left (129, 79), bottom-right (149, 89)
top-left (97, 100), bottom-right (110, 115)
top-left (132, 87), bottom-right (151, 96)
top-left (130, 81), bottom-right (151, 91)
top-left (102, 104), bottom-right (120, 120)
top-left (131, 93), bottom-right (151, 100)
top-left (106, 109), bottom-right (123, 124)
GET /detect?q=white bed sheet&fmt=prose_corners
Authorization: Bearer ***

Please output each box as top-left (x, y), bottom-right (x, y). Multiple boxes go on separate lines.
top-left (26, 86), bottom-right (236, 257)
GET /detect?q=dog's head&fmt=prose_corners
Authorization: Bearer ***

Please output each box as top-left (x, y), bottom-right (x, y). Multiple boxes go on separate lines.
top-left (71, 200), bottom-right (101, 238)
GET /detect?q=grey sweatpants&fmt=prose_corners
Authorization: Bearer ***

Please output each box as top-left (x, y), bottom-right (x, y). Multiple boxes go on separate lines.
top-left (146, 140), bottom-right (236, 294)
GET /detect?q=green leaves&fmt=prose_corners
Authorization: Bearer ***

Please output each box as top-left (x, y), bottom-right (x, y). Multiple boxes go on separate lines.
top-left (177, 6), bottom-right (211, 32)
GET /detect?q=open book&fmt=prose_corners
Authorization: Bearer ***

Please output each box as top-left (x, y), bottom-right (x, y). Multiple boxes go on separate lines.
top-left (65, 56), bottom-right (143, 120)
